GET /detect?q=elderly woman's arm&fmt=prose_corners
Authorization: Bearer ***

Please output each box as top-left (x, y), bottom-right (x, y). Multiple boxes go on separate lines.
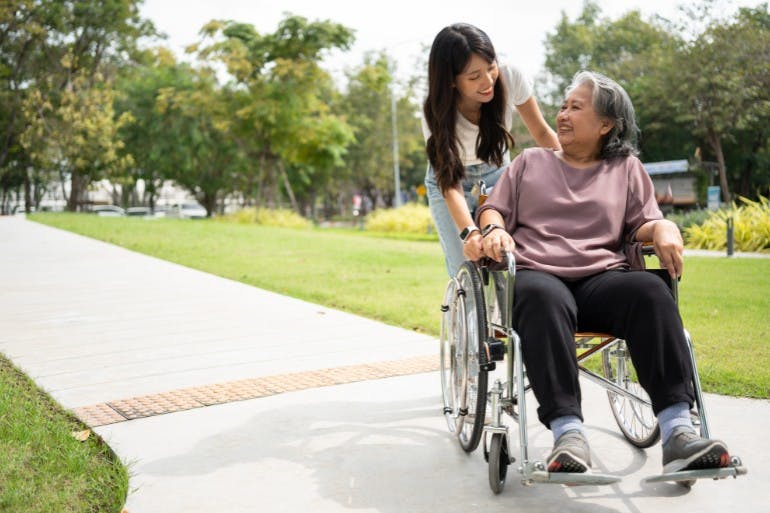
top-left (635, 219), bottom-right (684, 279)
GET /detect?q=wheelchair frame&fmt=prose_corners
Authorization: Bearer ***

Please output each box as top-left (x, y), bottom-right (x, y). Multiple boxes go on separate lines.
top-left (440, 250), bottom-right (746, 493)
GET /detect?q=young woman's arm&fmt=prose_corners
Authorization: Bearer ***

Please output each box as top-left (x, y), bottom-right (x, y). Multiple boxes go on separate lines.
top-left (516, 96), bottom-right (560, 149)
top-left (444, 184), bottom-right (484, 261)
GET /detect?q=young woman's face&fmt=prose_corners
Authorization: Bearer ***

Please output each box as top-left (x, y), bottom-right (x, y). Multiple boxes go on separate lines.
top-left (454, 53), bottom-right (498, 108)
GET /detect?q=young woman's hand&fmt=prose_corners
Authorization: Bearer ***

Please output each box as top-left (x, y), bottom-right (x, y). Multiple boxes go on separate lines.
top-left (462, 232), bottom-right (484, 261)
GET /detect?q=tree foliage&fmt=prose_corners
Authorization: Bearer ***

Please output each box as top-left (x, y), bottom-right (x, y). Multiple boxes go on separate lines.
top-left (0, 0), bottom-right (154, 212)
top-left (21, 73), bottom-right (133, 210)
top-left (191, 15), bottom-right (356, 213)
top-left (3, 3), bottom-right (768, 217)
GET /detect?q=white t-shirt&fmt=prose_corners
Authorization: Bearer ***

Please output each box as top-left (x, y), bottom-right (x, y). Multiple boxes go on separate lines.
top-left (421, 62), bottom-right (533, 166)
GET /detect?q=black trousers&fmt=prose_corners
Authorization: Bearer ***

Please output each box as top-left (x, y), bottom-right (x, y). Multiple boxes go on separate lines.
top-left (512, 269), bottom-right (695, 428)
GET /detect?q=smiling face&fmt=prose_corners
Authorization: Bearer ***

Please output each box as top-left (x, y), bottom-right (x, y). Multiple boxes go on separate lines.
top-left (556, 82), bottom-right (614, 159)
top-left (454, 53), bottom-right (499, 115)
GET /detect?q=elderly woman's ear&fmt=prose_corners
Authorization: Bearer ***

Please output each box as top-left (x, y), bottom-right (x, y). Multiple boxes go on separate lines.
top-left (600, 118), bottom-right (615, 136)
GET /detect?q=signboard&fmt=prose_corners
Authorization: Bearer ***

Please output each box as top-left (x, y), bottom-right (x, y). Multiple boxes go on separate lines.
top-left (707, 186), bottom-right (721, 210)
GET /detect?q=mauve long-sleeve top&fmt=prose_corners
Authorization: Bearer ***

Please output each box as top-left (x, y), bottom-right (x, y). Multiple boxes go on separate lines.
top-left (476, 148), bottom-right (662, 279)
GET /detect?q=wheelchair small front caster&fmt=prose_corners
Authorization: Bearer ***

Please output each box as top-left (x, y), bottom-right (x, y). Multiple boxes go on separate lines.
top-left (488, 433), bottom-right (511, 494)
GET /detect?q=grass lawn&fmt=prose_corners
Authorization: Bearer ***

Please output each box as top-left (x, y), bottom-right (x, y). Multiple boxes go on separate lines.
top-left (677, 257), bottom-right (770, 397)
top-left (0, 356), bottom-right (128, 512)
top-left (27, 212), bottom-right (770, 399)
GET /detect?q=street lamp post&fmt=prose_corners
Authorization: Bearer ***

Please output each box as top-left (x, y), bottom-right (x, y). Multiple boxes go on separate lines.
top-left (391, 87), bottom-right (402, 207)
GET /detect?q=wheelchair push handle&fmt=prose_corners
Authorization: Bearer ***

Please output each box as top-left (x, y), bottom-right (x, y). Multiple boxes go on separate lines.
top-left (504, 250), bottom-right (515, 276)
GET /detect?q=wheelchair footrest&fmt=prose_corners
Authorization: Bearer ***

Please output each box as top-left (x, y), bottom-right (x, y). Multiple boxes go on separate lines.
top-left (528, 469), bottom-right (621, 486)
top-left (644, 462), bottom-right (747, 484)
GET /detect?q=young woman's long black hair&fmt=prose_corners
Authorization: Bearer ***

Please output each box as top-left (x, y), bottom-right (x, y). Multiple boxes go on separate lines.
top-left (423, 23), bottom-right (514, 193)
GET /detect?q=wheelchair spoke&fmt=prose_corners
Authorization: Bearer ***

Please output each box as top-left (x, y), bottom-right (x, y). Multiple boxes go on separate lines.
top-left (602, 341), bottom-right (660, 448)
top-left (455, 262), bottom-right (488, 453)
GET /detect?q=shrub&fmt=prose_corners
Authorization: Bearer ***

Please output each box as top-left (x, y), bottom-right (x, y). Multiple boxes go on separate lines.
top-left (364, 203), bottom-right (436, 235)
top-left (221, 207), bottom-right (310, 229)
top-left (684, 195), bottom-right (770, 252)
top-left (666, 208), bottom-right (713, 231)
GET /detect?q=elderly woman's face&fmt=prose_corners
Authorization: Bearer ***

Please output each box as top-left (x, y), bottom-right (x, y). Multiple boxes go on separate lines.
top-left (556, 83), bottom-right (613, 155)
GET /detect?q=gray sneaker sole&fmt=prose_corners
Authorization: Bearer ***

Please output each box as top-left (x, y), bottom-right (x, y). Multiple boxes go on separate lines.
top-left (663, 441), bottom-right (729, 474)
top-left (548, 450), bottom-right (590, 473)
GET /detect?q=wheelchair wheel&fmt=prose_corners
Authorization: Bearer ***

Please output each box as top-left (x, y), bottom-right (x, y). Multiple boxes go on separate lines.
top-left (602, 340), bottom-right (660, 448)
top-left (455, 262), bottom-right (488, 453)
top-left (440, 278), bottom-right (464, 435)
top-left (488, 433), bottom-right (509, 494)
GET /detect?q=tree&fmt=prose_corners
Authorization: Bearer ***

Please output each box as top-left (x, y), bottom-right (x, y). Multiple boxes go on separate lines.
top-left (0, 0), bottom-right (154, 211)
top-left (341, 52), bottom-right (396, 209)
top-left (153, 68), bottom-right (245, 217)
top-left (669, 4), bottom-right (770, 201)
top-left (21, 73), bottom-right (133, 210)
top-left (114, 48), bottom-right (197, 209)
top-left (191, 15), bottom-right (355, 213)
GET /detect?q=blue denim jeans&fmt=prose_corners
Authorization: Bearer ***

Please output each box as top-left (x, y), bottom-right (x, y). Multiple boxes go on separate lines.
top-left (425, 161), bottom-right (507, 277)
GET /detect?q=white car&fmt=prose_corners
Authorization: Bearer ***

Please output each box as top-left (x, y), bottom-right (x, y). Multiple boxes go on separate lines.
top-left (91, 205), bottom-right (125, 217)
top-left (166, 202), bottom-right (207, 219)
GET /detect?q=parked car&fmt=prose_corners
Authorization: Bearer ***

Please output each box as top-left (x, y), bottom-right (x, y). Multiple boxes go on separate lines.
top-left (126, 206), bottom-right (153, 218)
top-left (165, 201), bottom-right (207, 219)
top-left (91, 205), bottom-right (125, 217)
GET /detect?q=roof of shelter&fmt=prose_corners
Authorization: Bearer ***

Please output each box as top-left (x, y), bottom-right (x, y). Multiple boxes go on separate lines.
top-left (643, 159), bottom-right (689, 175)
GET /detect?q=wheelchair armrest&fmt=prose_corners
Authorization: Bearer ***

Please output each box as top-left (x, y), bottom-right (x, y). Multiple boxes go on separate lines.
top-left (641, 242), bottom-right (656, 256)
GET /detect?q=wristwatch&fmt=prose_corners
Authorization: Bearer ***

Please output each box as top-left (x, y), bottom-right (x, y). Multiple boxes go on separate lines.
top-left (481, 223), bottom-right (505, 237)
top-left (459, 225), bottom-right (479, 242)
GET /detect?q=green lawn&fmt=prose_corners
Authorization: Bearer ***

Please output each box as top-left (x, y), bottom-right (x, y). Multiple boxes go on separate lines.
top-left (0, 356), bottom-right (128, 512)
top-left (28, 212), bottom-right (770, 399)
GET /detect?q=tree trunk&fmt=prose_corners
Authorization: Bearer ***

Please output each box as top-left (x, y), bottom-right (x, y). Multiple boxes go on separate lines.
top-left (67, 172), bottom-right (82, 211)
top-left (278, 162), bottom-right (299, 213)
top-left (201, 191), bottom-right (216, 217)
top-left (707, 128), bottom-right (731, 203)
top-left (24, 169), bottom-right (32, 212)
top-left (257, 152), bottom-right (267, 207)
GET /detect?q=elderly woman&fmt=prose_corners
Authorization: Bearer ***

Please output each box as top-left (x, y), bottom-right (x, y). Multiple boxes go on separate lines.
top-left (476, 71), bottom-right (731, 474)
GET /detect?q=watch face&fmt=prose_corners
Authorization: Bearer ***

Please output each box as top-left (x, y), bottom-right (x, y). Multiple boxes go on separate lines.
top-left (460, 226), bottom-right (477, 241)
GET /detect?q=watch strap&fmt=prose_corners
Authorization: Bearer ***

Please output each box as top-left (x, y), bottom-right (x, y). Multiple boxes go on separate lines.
top-left (459, 225), bottom-right (480, 241)
top-left (481, 223), bottom-right (505, 237)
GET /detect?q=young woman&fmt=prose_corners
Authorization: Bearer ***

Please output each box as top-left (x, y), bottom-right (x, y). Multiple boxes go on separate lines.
top-left (422, 23), bottom-right (559, 277)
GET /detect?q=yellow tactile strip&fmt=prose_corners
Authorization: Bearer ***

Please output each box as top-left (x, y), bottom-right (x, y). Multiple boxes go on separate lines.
top-left (72, 355), bottom-right (438, 427)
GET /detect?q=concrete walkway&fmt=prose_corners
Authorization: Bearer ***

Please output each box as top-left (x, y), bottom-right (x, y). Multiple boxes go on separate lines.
top-left (1, 215), bottom-right (767, 513)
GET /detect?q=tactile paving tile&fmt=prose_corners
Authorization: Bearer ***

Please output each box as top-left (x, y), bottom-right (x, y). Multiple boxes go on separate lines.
top-left (72, 402), bottom-right (128, 426)
top-left (71, 354), bottom-right (439, 427)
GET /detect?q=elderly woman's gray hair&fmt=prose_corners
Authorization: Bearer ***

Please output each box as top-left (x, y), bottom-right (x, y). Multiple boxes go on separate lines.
top-left (566, 71), bottom-right (640, 158)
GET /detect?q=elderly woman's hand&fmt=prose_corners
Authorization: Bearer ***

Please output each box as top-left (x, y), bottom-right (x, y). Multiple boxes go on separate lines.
top-left (652, 220), bottom-right (684, 279)
top-left (482, 225), bottom-right (515, 262)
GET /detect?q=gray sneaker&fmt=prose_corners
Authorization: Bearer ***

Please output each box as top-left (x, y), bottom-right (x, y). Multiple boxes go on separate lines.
top-left (662, 426), bottom-right (730, 473)
top-left (547, 430), bottom-right (592, 473)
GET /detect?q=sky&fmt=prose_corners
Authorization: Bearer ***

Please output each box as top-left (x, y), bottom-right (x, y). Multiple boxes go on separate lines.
top-left (138, 0), bottom-right (766, 87)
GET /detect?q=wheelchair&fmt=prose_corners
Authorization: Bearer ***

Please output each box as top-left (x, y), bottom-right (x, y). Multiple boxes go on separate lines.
top-left (439, 248), bottom-right (747, 493)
